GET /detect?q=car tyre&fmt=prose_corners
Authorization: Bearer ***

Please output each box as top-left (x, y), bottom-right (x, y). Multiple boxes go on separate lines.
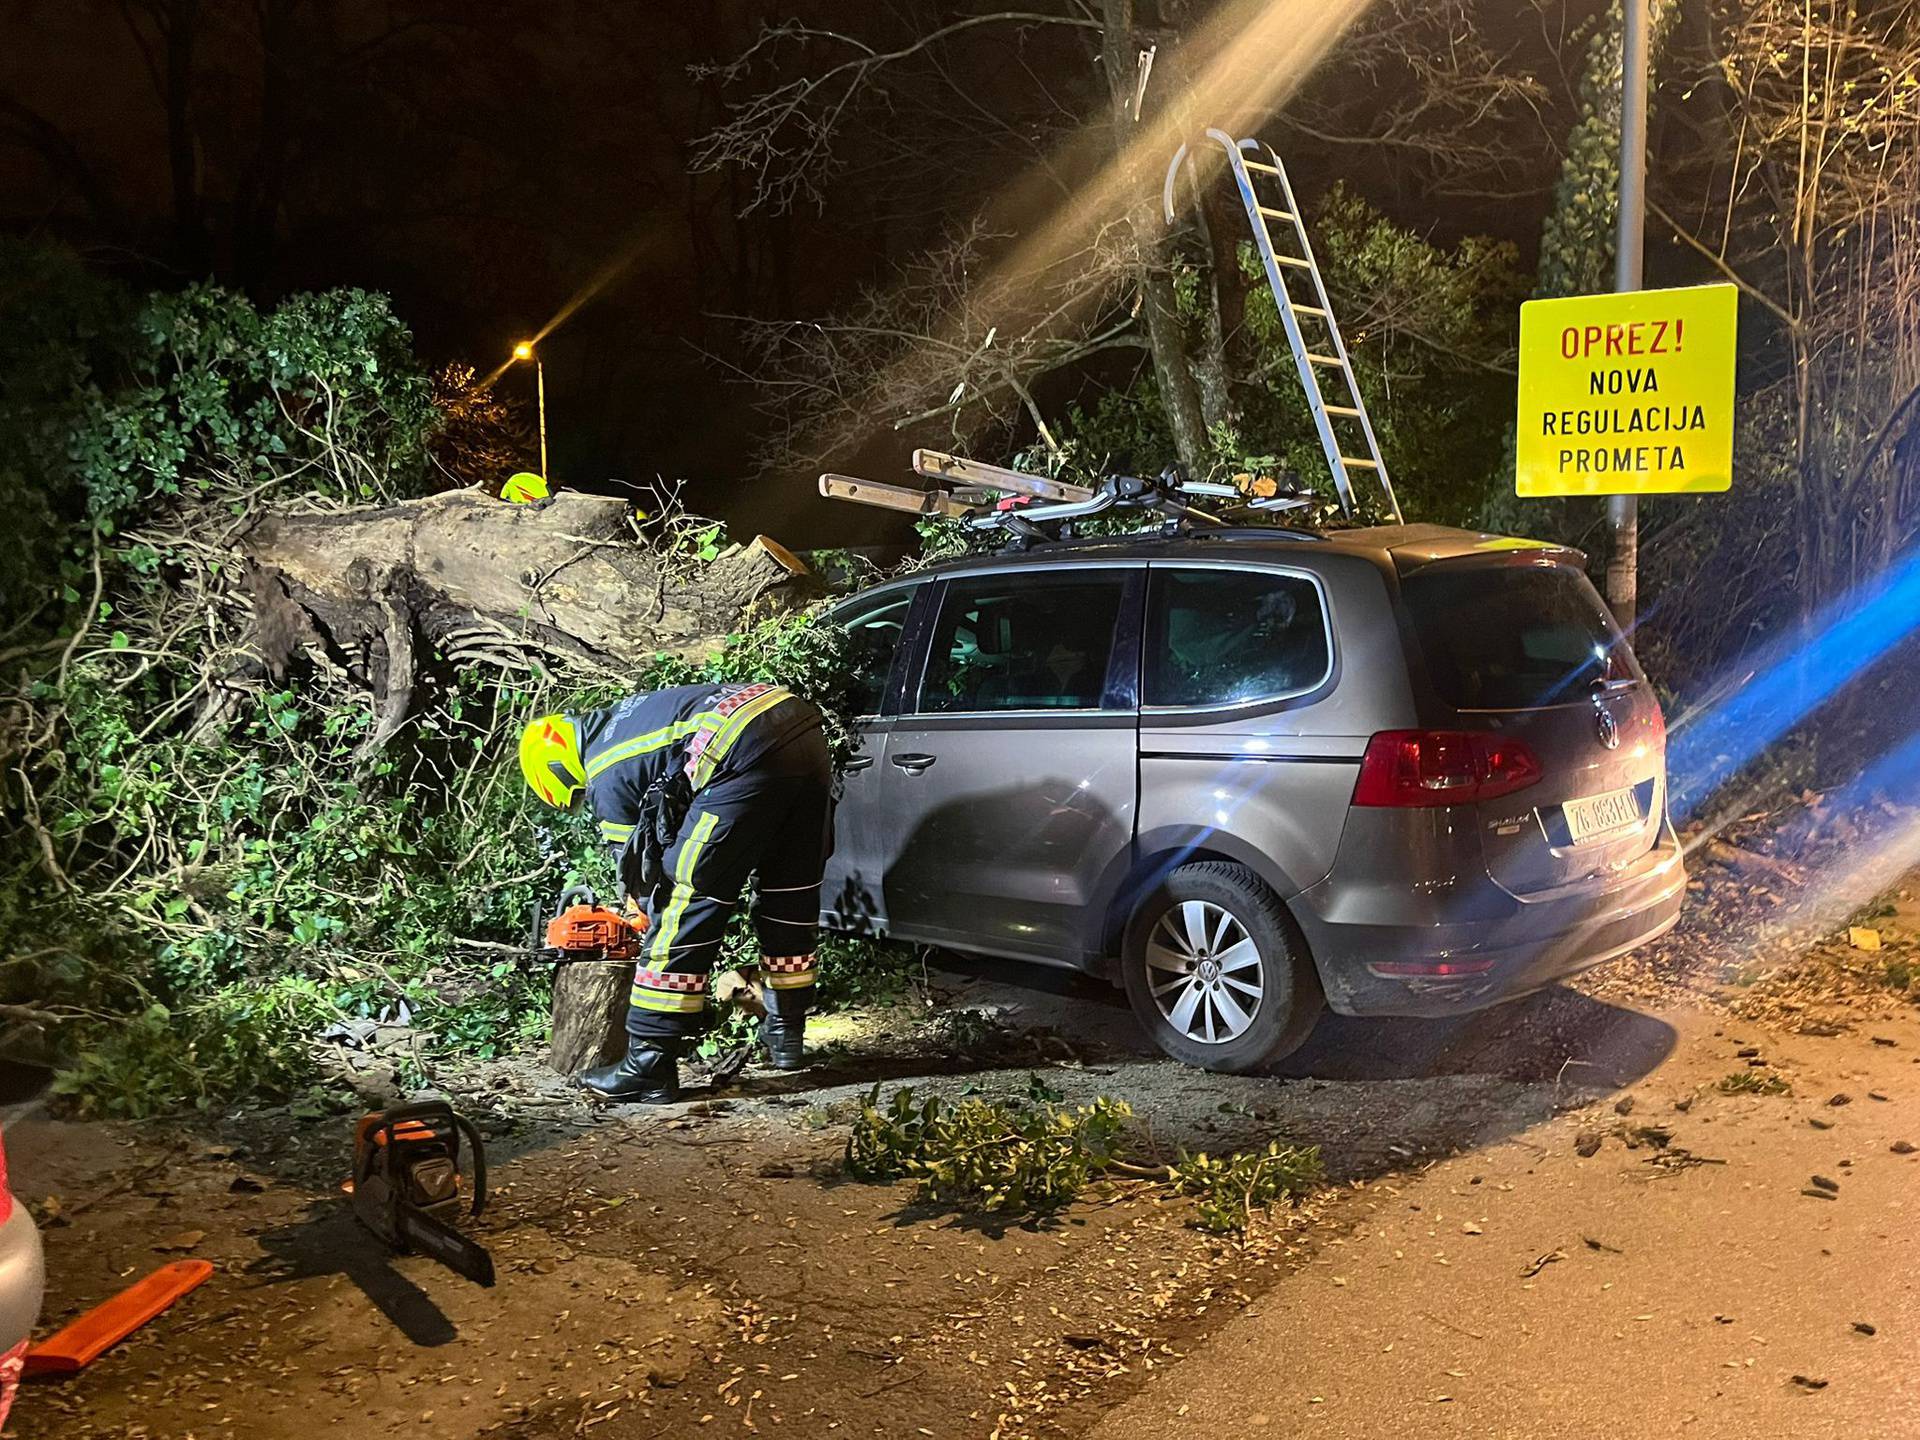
top-left (1121, 861), bottom-right (1324, 1072)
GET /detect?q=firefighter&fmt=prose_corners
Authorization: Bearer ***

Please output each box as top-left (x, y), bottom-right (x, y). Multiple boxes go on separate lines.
top-left (518, 683), bottom-right (832, 1102)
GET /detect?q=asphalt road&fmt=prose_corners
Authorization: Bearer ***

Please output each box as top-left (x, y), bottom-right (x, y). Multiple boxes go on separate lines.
top-left (1089, 1007), bottom-right (1920, 1440)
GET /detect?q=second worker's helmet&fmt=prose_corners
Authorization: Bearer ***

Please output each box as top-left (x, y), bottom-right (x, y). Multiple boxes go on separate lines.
top-left (519, 714), bottom-right (585, 809)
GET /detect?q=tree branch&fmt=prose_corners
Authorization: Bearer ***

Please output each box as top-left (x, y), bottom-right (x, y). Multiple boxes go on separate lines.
top-left (1648, 198), bottom-right (1797, 331)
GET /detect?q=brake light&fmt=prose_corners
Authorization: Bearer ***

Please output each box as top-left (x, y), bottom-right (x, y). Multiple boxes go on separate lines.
top-left (0, 1131), bottom-right (10, 1224)
top-left (1352, 730), bottom-right (1543, 807)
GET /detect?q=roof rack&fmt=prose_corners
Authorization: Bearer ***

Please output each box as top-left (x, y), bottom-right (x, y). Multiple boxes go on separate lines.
top-left (1185, 524), bottom-right (1326, 544)
top-left (820, 449), bottom-right (1324, 550)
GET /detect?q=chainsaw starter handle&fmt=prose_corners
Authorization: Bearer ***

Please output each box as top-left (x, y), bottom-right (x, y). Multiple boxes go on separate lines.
top-left (357, 1101), bottom-right (487, 1218)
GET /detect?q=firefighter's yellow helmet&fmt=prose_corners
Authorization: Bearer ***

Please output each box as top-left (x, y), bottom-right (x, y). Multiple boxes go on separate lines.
top-left (501, 471), bottom-right (550, 503)
top-left (519, 714), bottom-right (585, 808)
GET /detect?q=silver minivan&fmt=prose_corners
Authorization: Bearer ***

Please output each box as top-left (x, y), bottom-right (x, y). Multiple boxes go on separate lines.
top-left (820, 522), bottom-right (1685, 1072)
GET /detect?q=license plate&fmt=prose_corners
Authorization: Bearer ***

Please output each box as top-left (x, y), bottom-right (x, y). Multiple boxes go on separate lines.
top-left (1563, 786), bottom-right (1641, 844)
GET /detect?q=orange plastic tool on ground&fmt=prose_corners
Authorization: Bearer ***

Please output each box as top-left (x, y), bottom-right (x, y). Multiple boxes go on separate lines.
top-left (22, 1260), bottom-right (213, 1377)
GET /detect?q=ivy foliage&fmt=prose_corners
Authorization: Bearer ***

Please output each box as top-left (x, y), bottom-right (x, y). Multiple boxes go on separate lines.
top-left (1535, 0), bottom-right (1678, 301)
top-left (1482, 0), bottom-right (1678, 543)
top-left (0, 243), bottom-right (432, 534)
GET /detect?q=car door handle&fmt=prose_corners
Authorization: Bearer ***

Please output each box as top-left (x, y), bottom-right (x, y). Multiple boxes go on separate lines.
top-left (843, 755), bottom-right (875, 772)
top-left (890, 752), bottom-right (937, 774)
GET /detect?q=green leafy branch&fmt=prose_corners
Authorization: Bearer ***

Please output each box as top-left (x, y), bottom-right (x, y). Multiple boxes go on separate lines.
top-left (845, 1084), bottom-right (1322, 1233)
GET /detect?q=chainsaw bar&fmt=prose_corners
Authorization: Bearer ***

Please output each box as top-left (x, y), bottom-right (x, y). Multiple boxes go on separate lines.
top-left (397, 1203), bottom-right (497, 1288)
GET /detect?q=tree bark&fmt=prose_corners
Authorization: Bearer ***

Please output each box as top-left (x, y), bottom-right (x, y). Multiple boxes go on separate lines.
top-left (549, 963), bottom-right (630, 1075)
top-left (1100, 0), bottom-right (1211, 475)
top-left (240, 489), bottom-right (818, 680)
top-left (1192, 172), bottom-right (1247, 433)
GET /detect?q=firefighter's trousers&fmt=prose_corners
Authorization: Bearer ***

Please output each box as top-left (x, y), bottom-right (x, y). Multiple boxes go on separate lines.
top-left (626, 724), bottom-right (833, 1045)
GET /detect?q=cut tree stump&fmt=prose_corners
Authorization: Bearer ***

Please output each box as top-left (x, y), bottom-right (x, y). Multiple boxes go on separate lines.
top-left (549, 963), bottom-right (632, 1076)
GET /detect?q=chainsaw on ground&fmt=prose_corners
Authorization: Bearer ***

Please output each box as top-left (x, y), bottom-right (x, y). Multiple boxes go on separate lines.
top-left (349, 1101), bottom-right (494, 1286)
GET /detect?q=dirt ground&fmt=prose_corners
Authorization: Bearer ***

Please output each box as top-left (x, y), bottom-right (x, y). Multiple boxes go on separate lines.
top-left (8, 815), bottom-right (1918, 1440)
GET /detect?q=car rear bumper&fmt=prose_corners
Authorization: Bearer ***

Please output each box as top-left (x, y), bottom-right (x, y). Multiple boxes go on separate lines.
top-left (1290, 821), bottom-right (1687, 1018)
top-left (0, 1202), bottom-right (44, 1354)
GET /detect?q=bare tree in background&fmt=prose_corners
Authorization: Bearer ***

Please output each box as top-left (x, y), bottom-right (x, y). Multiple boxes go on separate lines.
top-left (691, 0), bottom-right (1547, 482)
top-left (716, 219), bottom-right (1143, 474)
top-left (1658, 0), bottom-right (1920, 619)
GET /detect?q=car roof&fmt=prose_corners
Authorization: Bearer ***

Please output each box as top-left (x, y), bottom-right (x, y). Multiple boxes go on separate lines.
top-left (881, 522), bottom-right (1584, 583)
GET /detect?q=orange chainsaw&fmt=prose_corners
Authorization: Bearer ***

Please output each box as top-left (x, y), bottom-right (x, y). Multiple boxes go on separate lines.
top-left (350, 1101), bottom-right (494, 1286)
top-left (527, 886), bottom-right (755, 1087)
top-left (528, 885), bottom-right (649, 964)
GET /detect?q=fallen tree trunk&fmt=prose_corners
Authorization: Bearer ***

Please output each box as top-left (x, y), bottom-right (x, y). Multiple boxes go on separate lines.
top-left (240, 488), bottom-right (815, 681)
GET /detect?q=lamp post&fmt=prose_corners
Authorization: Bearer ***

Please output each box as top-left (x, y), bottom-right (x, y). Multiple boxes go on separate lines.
top-left (512, 340), bottom-right (547, 478)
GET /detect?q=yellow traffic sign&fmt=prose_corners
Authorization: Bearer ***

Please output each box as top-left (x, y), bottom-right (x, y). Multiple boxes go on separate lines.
top-left (1516, 282), bottom-right (1736, 497)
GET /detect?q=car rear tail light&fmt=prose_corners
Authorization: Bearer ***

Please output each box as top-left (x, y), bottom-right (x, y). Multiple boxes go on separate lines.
top-left (0, 1131), bottom-right (11, 1224)
top-left (1352, 730), bottom-right (1543, 807)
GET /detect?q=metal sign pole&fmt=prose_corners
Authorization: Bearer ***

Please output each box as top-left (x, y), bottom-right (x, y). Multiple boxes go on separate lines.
top-left (536, 355), bottom-right (549, 479)
top-left (1608, 0), bottom-right (1651, 630)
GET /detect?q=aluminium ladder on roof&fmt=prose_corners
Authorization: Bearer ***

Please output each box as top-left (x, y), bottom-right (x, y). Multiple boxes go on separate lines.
top-left (816, 449), bottom-right (1097, 521)
top-left (1163, 128), bottom-right (1403, 524)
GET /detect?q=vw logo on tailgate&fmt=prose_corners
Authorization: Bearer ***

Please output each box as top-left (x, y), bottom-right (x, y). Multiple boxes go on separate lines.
top-left (1594, 706), bottom-right (1621, 750)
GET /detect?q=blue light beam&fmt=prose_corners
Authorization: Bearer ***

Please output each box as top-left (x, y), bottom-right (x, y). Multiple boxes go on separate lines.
top-left (1667, 546), bottom-right (1920, 819)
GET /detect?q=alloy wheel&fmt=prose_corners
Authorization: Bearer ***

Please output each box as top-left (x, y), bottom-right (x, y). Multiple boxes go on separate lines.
top-left (1143, 900), bottom-right (1264, 1044)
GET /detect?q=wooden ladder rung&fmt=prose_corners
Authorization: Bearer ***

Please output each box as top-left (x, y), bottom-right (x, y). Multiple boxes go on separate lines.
top-left (1340, 456), bottom-right (1381, 469)
top-left (1306, 352), bottom-right (1343, 366)
top-left (1255, 205), bottom-right (1296, 222)
top-left (1291, 304), bottom-right (1329, 318)
top-left (1325, 405), bottom-right (1363, 418)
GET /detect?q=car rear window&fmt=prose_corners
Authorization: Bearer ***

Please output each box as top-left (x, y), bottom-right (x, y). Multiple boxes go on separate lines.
top-left (1145, 567), bottom-right (1330, 708)
top-left (1403, 562), bottom-right (1636, 711)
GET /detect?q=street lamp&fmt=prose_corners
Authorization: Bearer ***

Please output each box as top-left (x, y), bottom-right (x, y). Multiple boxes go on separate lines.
top-left (511, 340), bottom-right (547, 479)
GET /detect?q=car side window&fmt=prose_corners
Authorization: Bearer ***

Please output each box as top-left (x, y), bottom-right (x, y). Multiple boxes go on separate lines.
top-left (1145, 567), bottom-right (1330, 708)
top-left (837, 589), bottom-right (915, 717)
top-left (918, 571), bottom-right (1127, 713)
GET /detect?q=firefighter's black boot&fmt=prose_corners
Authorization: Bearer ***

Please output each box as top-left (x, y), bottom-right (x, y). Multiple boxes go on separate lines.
top-left (759, 1013), bottom-right (807, 1071)
top-left (580, 1040), bottom-right (680, 1103)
